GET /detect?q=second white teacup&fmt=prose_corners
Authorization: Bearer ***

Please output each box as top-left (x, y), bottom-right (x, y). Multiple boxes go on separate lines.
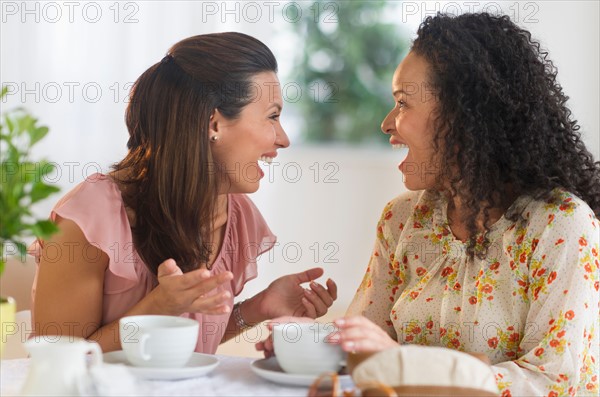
top-left (273, 322), bottom-right (344, 375)
top-left (119, 315), bottom-right (199, 368)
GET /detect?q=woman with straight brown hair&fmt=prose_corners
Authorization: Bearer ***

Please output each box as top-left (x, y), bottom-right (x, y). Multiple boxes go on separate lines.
top-left (30, 32), bottom-right (337, 354)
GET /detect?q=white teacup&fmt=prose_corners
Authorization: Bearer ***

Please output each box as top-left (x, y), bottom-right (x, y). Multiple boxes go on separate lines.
top-left (273, 322), bottom-right (344, 375)
top-left (119, 315), bottom-right (199, 368)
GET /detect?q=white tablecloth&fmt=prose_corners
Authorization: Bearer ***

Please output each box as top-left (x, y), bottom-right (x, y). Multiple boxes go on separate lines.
top-left (0, 355), bottom-right (328, 396)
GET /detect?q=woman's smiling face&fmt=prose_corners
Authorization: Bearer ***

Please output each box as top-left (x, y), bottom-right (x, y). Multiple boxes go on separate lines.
top-left (380, 51), bottom-right (442, 191)
top-left (209, 71), bottom-right (290, 194)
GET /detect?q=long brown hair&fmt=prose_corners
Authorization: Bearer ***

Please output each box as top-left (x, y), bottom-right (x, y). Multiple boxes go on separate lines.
top-left (113, 32), bottom-right (278, 274)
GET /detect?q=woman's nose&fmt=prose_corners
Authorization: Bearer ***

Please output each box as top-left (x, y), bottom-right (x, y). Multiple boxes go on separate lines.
top-left (381, 109), bottom-right (396, 135)
top-left (276, 125), bottom-right (290, 148)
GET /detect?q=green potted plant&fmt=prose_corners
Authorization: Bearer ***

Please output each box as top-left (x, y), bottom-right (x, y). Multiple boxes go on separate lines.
top-left (0, 86), bottom-right (60, 356)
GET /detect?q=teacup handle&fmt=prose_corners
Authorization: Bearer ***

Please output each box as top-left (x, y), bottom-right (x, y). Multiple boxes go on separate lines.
top-left (137, 333), bottom-right (152, 361)
top-left (85, 341), bottom-right (103, 367)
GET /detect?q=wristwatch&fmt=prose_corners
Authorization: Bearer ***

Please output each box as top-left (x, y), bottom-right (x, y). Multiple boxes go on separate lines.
top-left (233, 299), bottom-right (253, 330)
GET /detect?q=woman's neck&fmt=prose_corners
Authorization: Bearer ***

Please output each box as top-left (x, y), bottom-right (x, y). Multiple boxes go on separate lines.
top-left (445, 193), bottom-right (507, 242)
top-left (213, 194), bottom-right (228, 231)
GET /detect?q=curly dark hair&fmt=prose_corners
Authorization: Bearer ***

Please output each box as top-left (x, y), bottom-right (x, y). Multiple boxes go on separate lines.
top-left (411, 13), bottom-right (600, 257)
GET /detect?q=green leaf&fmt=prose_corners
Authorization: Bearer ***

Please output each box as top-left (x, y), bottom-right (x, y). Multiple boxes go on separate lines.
top-left (14, 241), bottom-right (27, 258)
top-left (19, 162), bottom-right (39, 183)
top-left (29, 126), bottom-right (49, 146)
top-left (1, 161), bottom-right (19, 182)
top-left (29, 220), bottom-right (59, 240)
top-left (17, 114), bottom-right (35, 135)
top-left (0, 240), bottom-right (26, 263)
top-left (4, 115), bottom-right (14, 133)
top-left (38, 161), bottom-right (56, 178)
top-left (1, 139), bottom-right (19, 161)
top-left (30, 182), bottom-right (60, 203)
top-left (0, 240), bottom-right (5, 276)
top-left (1, 86), bottom-right (8, 99)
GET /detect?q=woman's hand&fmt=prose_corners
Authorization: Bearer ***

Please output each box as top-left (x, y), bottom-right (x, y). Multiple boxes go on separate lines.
top-left (149, 259), bottom-right (234, 315)
top-left (328, 315), bottom-right (398, 353)
top-left (255, 316), bottom-right (315, 358)
top-left (256, 268), bottom-right (337, 320)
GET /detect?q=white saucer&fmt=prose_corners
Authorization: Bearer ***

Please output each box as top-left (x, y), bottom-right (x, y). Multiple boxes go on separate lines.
top-left (103, 351), bottom-right (219, 380)
top-left (250, 357), bottom-right (352, 387)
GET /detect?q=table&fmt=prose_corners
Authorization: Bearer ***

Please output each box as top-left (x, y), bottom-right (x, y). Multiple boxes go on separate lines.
top-left (1, 355), bottom-right (342, 396)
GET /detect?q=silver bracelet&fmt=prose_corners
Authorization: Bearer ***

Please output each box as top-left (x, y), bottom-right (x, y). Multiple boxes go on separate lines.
top-left (233, 299), bottom-right (253, 330)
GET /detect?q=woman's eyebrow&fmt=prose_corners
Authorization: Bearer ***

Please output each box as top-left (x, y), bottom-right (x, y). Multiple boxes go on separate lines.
top-left (393, 89), bottom-right (413, 97)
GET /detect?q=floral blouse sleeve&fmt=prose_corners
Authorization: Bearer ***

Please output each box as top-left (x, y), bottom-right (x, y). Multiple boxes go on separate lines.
top-left (346, 192), bottom-right (419, 340)
top-left (493, 198), bottom-right (599, 397)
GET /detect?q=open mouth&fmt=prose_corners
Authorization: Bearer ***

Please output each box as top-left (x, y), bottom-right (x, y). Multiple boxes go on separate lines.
top-left (259, 156), bottom-right (274, 164)
top-left (256, 154), bottom-right (277, 180)
top-left (390, 143), bottom-right (409, 173)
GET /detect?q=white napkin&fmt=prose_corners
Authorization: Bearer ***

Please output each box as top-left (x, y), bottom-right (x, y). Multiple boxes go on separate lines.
top-left (352, 345), bottom-right (498, 394)
top-left (82, 363), bottom-right (148, 396)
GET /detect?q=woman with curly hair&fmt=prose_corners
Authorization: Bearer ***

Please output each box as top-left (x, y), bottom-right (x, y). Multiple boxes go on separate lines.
top-left (331, 13), bottom-right (599, 396)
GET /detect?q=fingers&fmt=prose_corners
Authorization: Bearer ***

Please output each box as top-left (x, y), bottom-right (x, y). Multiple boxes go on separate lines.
top-left (333, 325), bottom-right (371, 341)
top-left (295, 267), bottom-right (324, 284)
top-left (301, 297), bottom-right (318, 318)
top-left (194, 303), bottom-right (231, 316)
top-left (326, 278), bottom-right (338, 301)
top-left (157, 259), bottom-right (232, 291)
top-left (336, 336), bottom-right (384, 353)
top-left (309, 281), bottom-right (335, 307)
top-left (301, 279), bottom-right (337, 318)
top-left (255, 336), bottom-right (275, 358)
top-left (190, 289), bottom-right (232, 314)
top-left (335, 316), bottom-right (380, 331)
top-left (189, 271), bottom-right (233, 294)
top-left (330, 316), bottom-right (397, 353)
top-left (157, 259), bottom-right (183, 278)
top-left (180, 269), bottom-right (232, 291)
top-left (303, 286), bottom-right (329, 317)
top-left (155, 260), bottom-right (234, 315)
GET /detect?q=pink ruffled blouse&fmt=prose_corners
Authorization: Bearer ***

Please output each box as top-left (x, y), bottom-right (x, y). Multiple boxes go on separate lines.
top-left (30, 173), bottom-right (276, 354)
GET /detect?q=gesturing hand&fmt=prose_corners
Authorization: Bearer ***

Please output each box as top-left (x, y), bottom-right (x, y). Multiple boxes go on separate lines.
top-left (327, 316), bottom-right (398, 353)
top-left (150, 259), bottom-right (234, 316)
top-left (258, 268), bottom-right (337, 320)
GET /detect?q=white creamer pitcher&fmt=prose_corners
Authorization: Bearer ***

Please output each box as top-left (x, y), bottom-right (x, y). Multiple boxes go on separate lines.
top-left (21, 336), bottom-right (103, 396)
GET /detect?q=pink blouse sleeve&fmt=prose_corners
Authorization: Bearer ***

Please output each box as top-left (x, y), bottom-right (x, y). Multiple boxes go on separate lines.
top-left (28, 174), bottom-right (140, 293)
top-left (224, 194), bottom-right (277, 296)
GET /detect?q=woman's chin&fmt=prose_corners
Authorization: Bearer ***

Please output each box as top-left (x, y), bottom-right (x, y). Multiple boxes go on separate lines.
top-left (247, 183), bottom-right (260, 193)
top-left (401, 175), bottom-right (425, 191)
top-left (229, 181), bottom-right (261, 194)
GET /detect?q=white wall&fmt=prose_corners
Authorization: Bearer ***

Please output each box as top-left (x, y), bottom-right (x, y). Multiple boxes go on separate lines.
top-left (2, 1), bottom-right (598, 317)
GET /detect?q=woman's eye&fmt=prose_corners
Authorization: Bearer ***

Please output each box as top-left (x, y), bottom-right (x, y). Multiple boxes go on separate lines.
top-left (270, 114), bottom-right (280, 121)
top-left (397, 100), bottom-right (406, 109)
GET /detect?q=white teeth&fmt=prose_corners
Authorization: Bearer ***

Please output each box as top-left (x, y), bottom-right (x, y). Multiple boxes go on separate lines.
top-left (392, 144), bottom-right (408, 149)
top-left (259, 156), bottom-right (274, 164)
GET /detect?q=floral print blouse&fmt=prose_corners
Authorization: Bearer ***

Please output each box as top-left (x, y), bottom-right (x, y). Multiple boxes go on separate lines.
top-left (347, 189), bottom-right (599, 397)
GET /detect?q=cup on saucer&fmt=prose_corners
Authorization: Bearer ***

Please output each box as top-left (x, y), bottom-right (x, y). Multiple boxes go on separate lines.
top-left (119, 315), bottom-right (199, 368)
top-left (273, 322), bottom-right (344, 375)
